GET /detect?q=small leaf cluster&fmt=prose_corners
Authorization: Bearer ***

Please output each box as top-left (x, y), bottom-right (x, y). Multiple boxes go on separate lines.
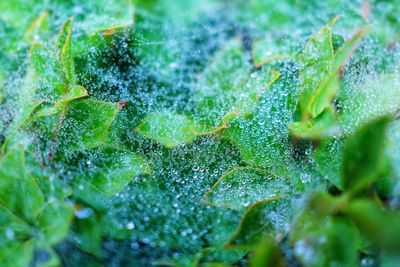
top-left (1, 1), bottom-right (400, 266)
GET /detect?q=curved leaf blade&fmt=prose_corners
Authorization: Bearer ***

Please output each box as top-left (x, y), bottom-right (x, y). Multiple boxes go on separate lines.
top-left (137, 112), bottom-right (197, 148)
top-left (202, 167), bottom-right (289, 211)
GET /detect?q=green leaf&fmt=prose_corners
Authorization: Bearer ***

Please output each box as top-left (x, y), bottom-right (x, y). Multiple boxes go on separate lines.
top-left (4, 42), bottom-right (48, 140)
top-left (28, 42), bottom-right (65, 99)
top-left (290, 192), bottom-right (347, 245)
top-left (73, 215), bottom-right (102, 256)
top-left (324, 218), bottom-right (359, 267)
top-left (57, 17), bottom-right (76, 86)
top-left (221, 68), bottom-right (299, 178)
top-left (0, 240), bottom-right (34, 267)
top-left (133, 0), bottom-right (215, 26)
top-left (195, 40), bottom-right (250, 95)
top-left (99, 212), bottom-right (133, 240)
top-left (249, 237), bottom-right (285, 267)
top-left (341, 116), bottom-right (391, 192)
top-left (345, 199), bottom-right (400, 251)
top-left (30, 42), bottom-right (50, 75)
top-left (56, 17), bottom-right (73, 52)
top-left (194, 67), bottom-right (280, 135)
top-left (307, 27), bottom-right (366, 118)
top-left (132, 11), bottom-right (177, 79)
top-left (73, 24), bottom-right (132, 58)
top-left (84, 148), bottom-right (150, 195)
top-left (225, 198), bottom-right (283, 248)
top-left (38, 201), bottom-right (74, 245)
top-left (298, 16), bottom-right (337, 120)
top-left (72, 179), bottom-right (112, 212)
top-left (339, 73), bottom-right (400, 134)
top-left (236, 69), bottom-right (281, 117)
top-left (33, 85), bottom-right (89, 120)
top-left (4, 100), bottom-right (43, 139)
top-left (0, 145), bottom-right (45, 222)
top-left (23, 11), bottom-right (49, 43)
top-left (298, 17), bottom-right (366, 121)
top-left (252, 37), bottom-right (292, 67)
top-left (59, 99), bottom-right (120, 150)
top-left (137, 111), bottom-right (198, 148)
top-left (289, 107), bottom-right (336, 139)
top-left (307, 192), bottom-right (347, 218)
top-left (193, 40), bottom-right (254, 133)
top-left (292, 215), bottom-right (359, 267)
top-left (313, 138), bottom-right (345, 189)
top-left (55, 85), bottom-right (89, 106)
top-left (202, 167), bottom-right (289, 211)
top-left (198, 247), bottom-right (246, 266)
top-left (0, 204), bottom-right (31, 242)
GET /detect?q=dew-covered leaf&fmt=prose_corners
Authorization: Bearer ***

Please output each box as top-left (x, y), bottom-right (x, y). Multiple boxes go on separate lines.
top-left (4, 100), bottom-right (43, 139)
top-left (225, 198), bottom-right (283, 248)
top-left (202, 167), bottom-right (289, 211)
top-left (193, 39), bottom-right (252, 133)
top-left (54, 85), bottom-right (89, 110)
top-left (0, 145), bottom-right (45, 222)
top-left (82, 148), bottom-right (150, 195)
top-left (289, 107), bottom-right (336, 139)
top-left (58, 99), bottom-right (120, 150)
top-left (297, 17), bottom-right (366, 121)
top-left (30, 42), bottom-right (50, 75)
top-left (137, 111), bottom-right (198, 148)
top-left (195, 66), bottom-right (280, 135)
top-left (58, 17), bottom-right (76, 86)
top-left (252, 37), bottom-right (292, 67)
top-left (307, 27), bottom-right (366, 118)
top-left (23, 11), bottom-right (49, 43)
top-left (155, 254), bottom-right (198, 267)
top-left (38, 201), bottom-right (74, 245)
top-left (297, 16), bottom-right (337, 120)
top-left (73, 179), bottom-right (112, 212)
top-left (222, 68), bottom-right (299, 177)
top-left (313, 138), bottom-right (345, 189)
top-left (1, 1), bottom-right (400, 266)
top-left (132, 11), bottom-right (178, 79)
top-left (339, 73), bottom-right (400, 134)
top-left (73, 24), bottom-right (132, 58)
top-left (194, 39), bottom-right (250, 96)
top-left (341, 116), bottom-right (391, 192)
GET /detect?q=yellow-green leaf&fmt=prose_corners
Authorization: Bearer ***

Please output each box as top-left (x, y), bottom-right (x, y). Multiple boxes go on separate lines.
top-left (137, 112), bottom-right (198, 148)
top-left (202, 167), bottom-right (288, 211)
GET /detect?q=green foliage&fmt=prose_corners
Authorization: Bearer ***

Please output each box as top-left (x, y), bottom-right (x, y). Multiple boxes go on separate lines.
top-left (249, 237), bottom-right (285, 267)
top-left (202, 168), bottom-right (288, 211)
top-left (137, 112), bottom-right (198, 148)
top-left (341, 117), bottom-right (391, 192)
top-left (1, 1), bottom-right (400, 266)
top-left (289, 107), bottom-right (336, 139)
top-left (290, 17), bottom-right (367, 139)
